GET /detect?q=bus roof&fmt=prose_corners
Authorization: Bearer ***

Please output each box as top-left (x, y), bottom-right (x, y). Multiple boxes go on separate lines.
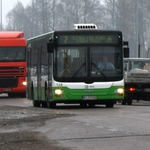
top-left (0, 31), bottom-right (24, 39)
top-left (27, 30), bottom-right (122, 42)
top-left (27, 31), bottom-right (54, 42)
top-left (74, 24), bottom-right (97, 29)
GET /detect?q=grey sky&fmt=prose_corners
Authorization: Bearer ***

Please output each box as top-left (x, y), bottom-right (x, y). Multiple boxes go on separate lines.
top-left (1, 0), bottom-right (31, 26)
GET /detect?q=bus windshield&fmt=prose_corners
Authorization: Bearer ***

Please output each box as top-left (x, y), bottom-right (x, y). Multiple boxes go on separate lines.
top-left (0, 47), bottom-right (26, 62)
top-left (53, 46), bottom-right (123, 82)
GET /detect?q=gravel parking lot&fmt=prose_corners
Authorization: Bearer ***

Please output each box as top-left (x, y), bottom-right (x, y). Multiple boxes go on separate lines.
top-left (0, 105), bottom-right (74, 150)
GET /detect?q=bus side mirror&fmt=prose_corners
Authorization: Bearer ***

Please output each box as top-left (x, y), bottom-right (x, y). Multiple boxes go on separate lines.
top-left (47, 36), bottom-right (54, 53)
top-left (123, 41), bottom-right (129, 58)
top-left (124, 48), bottom-right (129, 58)
top-left (47, 42), bottom-right (53, 53)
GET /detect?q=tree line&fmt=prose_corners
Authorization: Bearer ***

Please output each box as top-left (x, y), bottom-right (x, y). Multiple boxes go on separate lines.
top-left (2, 0), bottom-right (150, 57)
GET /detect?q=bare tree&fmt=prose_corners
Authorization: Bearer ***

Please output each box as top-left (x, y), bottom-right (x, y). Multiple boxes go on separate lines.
top-left (3, 0), bottom-right (150, 57)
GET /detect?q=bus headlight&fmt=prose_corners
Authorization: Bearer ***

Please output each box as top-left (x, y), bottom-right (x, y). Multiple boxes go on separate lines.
top-left (55, 89), bottom-right (63, 97)
top-left (115, 88), bottom-right (124, 94)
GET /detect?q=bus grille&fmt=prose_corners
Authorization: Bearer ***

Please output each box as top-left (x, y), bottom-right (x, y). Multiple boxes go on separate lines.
top-left (0, 77), bottom-right (18, 88)
top-left (0, 66), bottom-right (24, 76)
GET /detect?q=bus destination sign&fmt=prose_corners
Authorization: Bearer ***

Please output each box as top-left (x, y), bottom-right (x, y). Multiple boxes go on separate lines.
top-left (58, 35), bottom-right (120, 44)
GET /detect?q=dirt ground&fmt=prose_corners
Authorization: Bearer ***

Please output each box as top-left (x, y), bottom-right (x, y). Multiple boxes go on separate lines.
top-left (0, 105), bottom-right (74, 150)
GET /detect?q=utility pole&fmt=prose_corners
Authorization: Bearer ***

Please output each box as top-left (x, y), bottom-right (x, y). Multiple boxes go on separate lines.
top-left (65, 0), bottom-right (68, 30)
top-left (112, 0), bottom-right (115, 29)
top-left (0, 0), bottom-right (2, 31)
top-left (136, 0), bottom-right (140, 57)
top-left (32, 0), bottom-right (34, 37)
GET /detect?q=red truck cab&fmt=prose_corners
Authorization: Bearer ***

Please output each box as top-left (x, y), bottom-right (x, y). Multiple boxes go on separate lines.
top-left (0, 31), bottom-right (26, 97)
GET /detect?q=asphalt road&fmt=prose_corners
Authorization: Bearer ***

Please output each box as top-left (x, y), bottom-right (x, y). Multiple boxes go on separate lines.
top-left (0, 94), bottom-right (150, 150)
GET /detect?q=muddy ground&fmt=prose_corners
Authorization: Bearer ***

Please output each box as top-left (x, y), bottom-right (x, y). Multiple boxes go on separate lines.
top-left (0, 105), bottom-right (74, 150)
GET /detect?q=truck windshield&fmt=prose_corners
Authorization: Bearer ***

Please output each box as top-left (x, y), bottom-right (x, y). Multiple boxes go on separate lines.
top-left (0, 47), bottom-right (26, 62)
top-left (124, 60), bottom-right (150, 72)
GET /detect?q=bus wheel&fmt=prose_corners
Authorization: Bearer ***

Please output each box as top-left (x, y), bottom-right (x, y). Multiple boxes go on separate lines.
top-left (88, 103), bottom-right (95, 108)
top-left (80, 102), bottom-right (87, 108)
top-left (47, 101), bottom-right (56, 108)
top-left (33, 100), bottom-right (40, 107)
top-left (42, 101), bottom-right (47, 108)
top-left (31, 86), bottom-right (34, 100)
top-left (106, 101), bottom-right (114, 108)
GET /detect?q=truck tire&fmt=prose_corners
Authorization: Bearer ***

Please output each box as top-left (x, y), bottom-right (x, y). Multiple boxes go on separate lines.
top-left (127, 98), bottom-right (132, 105)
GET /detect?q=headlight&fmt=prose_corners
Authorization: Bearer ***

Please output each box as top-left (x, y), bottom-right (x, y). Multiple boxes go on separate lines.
top-left (115, 88), bottom-right (124, 94)
top-left (22, 81), bottom-right (27, 86)
top-left (55, 89), bottom-right (63, 95)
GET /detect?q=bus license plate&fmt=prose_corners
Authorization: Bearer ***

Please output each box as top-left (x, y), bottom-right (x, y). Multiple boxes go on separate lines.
top-left (82, 96), bottom-right (97, 100)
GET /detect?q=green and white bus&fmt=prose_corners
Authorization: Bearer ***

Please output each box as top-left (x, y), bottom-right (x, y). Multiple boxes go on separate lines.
top-left (26, 24), bottom-right (129, 108)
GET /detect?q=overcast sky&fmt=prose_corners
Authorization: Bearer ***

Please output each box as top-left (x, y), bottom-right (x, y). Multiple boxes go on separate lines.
top-left (1, 0), bottom-right (31, 26)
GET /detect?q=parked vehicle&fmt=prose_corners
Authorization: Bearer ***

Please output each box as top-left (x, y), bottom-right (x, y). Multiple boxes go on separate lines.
top-left (123, 58), bottom-right (150, 105)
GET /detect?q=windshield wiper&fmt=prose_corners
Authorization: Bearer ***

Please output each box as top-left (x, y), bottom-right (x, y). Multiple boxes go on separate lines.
top-left (72, 63), bottom-right (85, 77)
top-left (91, 62), bottom-right (107, 78)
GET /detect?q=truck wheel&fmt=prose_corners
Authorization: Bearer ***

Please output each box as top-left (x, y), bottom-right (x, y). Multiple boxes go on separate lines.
top-left (127, 98), bottom-right (132, 105)
top-left (20, 92), bottom-right (26, 98)
top-left (8, 93), bottom-right (16, 98)
top-left (122, 99), bottom-right (127, 105)
top-left (122, 96), bottom-right (128, 105)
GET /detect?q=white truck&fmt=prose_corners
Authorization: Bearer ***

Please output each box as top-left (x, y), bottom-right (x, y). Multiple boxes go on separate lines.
top-left (123, 58), bottom-right (150, 105)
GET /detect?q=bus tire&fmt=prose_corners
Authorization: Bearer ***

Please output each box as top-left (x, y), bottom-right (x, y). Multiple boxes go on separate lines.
top-left (31, 85), bottom-right (34, 100)
top-left (47, 101), bottom-right (56, 108)
top-left (42, 84), bottom-right (48, 108)
top-left (80, 102), bottom-right (87, 108)
top-left (33, 100), bottom-right (40, 107)
top-left (106, 101), bottom-right (114, 108)
top-left (42, 101), bottom-right (47, 108)
top-left (47, 101), bottom-right (50, 108)
top-left (88, 103), bottom-right (95, 108)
